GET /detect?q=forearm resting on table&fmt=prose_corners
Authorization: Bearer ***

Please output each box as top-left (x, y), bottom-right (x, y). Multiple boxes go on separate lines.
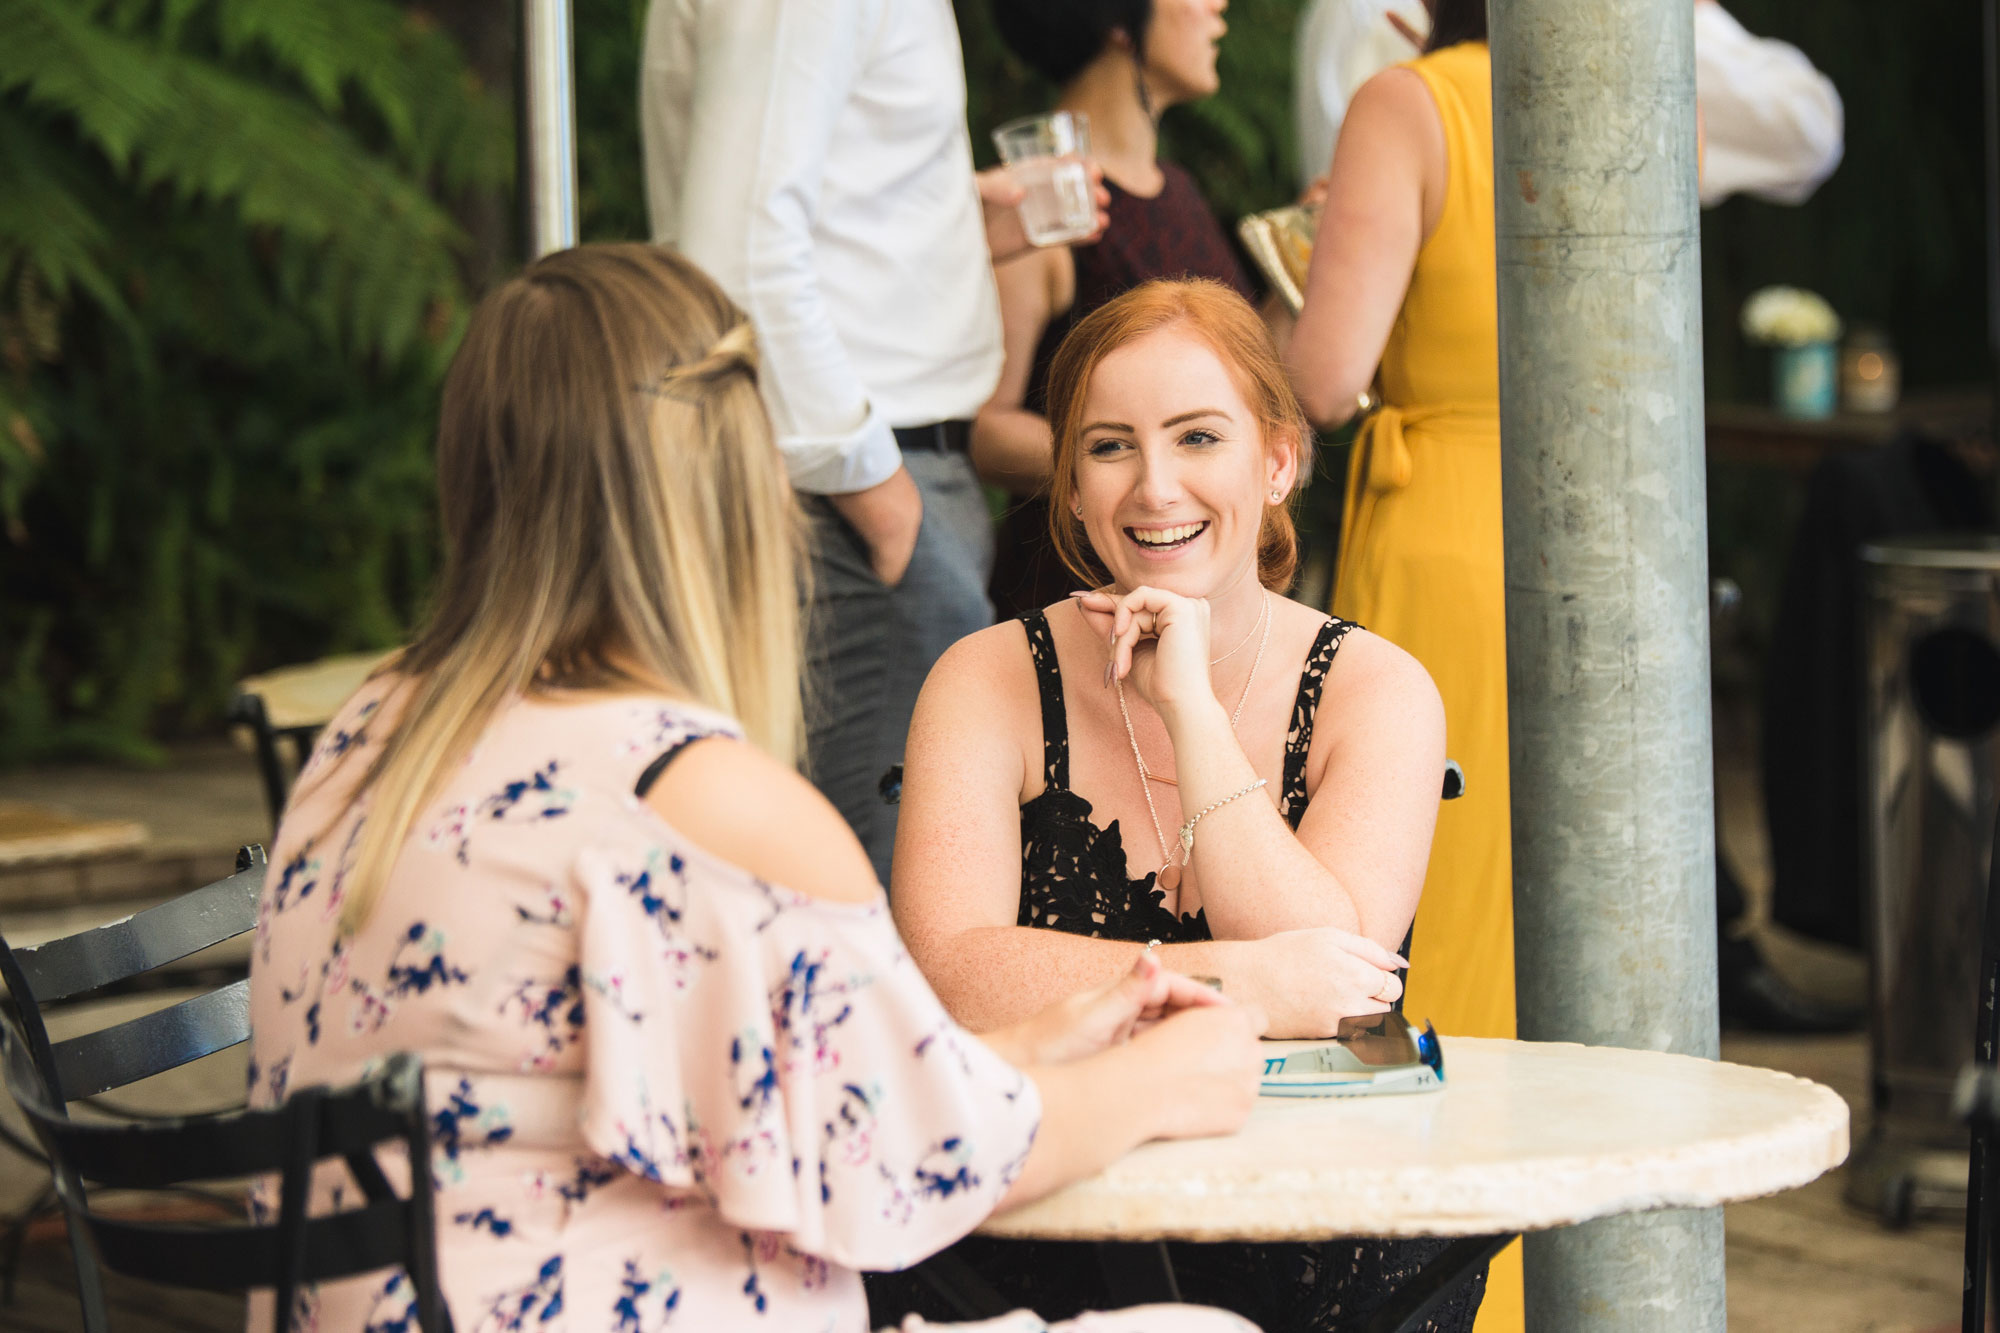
top-left (927, 924), bottom-right (1236, 1033)
top-left (997, 1046), bottom-right (1156, 1211)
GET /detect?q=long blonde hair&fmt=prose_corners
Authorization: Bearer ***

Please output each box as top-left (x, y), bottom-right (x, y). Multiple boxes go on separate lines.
top-left (339, 243), bottom-right (805, 929)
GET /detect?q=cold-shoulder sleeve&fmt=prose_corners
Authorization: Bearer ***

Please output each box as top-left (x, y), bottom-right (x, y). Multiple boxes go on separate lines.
top-left (572, 825), bottom-right (1041, 1272)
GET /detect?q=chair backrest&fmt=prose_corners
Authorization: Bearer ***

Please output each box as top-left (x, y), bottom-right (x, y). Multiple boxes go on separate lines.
top-left (233, 650), bottom-right (393, 827)
top-left (0, 846), bottom-right (266, 1105)
top-left (2, 1020), bottom-right (451, 1333)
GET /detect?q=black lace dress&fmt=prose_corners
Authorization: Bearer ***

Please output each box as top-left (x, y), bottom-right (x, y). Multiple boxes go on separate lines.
top-left (867, 610), bottom-right (1486, 1333)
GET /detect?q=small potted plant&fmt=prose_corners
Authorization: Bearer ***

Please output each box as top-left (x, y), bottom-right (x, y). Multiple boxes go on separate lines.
top-left (1741, 286), bottom-right (1842, 419)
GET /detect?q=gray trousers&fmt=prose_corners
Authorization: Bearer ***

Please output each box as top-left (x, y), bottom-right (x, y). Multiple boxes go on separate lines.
top-left (803, 449), bottom-right (994, 886)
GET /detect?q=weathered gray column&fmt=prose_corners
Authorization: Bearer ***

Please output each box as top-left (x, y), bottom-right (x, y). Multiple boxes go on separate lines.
top-left (520, 0), bottom-right (579, 260)
top-left (1491, 1), bottom-right (1724, 1328)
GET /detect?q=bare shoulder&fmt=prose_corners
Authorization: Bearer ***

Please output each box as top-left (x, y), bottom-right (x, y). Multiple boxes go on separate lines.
top-left (1325, 626), bottom-right (1444, 727)
top-left (1349, 63), bottom-right (1437, 125)
top-left (917, 618), bottom-right (1040, 721)
top-left (906, 617), bottom-right (1043, 799)
top-left (1343, 65), bottom-right (1446, 160)
top-left (643, 736), bottom-right (880, 905)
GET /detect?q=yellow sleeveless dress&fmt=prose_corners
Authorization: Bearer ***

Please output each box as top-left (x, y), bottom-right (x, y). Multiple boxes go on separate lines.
top-left (1329, 42), bottom-right (1524, 1333)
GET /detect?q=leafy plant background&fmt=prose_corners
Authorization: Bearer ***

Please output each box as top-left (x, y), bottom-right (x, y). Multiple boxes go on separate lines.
top-left (0, 0), bottom-right (1985, 764)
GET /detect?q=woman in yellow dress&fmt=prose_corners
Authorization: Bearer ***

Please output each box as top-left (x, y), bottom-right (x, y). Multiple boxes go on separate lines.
top-left (1285, 3), bottom-right (1522, 1329)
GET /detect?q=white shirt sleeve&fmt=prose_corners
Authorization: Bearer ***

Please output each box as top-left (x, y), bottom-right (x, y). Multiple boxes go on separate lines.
top-left (1694, 2), bottom-right (1845, 207)
top-left (1294, 0), bottom-right (1428, 191)
top-left (642, 0), bottom-right (902, 496)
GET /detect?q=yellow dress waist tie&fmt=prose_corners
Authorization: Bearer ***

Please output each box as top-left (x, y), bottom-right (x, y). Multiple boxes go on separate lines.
top-left (1338, 400), bottom-right (1501, 590)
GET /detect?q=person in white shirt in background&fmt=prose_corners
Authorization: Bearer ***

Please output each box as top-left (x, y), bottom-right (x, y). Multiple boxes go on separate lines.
top-left (1292, 0), bottom-right (1426, 198)
top-left (641, 0), bottom-right (1101, 882)
top-left (1294, 0), bottom-right (1843, 208)
top-left (1692, 0), bottom-right (1844, 205)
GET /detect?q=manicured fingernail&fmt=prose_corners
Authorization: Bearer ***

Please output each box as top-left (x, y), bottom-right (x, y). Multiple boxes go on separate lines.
top-left (1102, 663), bottom-right (1112, 687)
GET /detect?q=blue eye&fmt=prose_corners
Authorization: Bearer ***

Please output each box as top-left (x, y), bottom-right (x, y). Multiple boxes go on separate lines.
top-left (1181, 428), bottom-right (1221, 448)
top-left (1086, 437), bottom-right (1129, 457)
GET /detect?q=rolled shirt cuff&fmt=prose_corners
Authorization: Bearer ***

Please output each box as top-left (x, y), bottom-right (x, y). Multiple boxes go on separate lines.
top-left (781, 404), bottom-right (904, 496)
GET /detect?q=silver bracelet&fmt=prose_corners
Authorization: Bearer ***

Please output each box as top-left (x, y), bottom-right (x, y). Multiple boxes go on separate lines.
top-left (1176, 778), bottom-right (1269, 859)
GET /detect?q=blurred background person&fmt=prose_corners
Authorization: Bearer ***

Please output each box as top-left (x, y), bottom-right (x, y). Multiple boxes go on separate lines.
top-left (1281, 3), bottom-right (1521, 1327)
top-left (1293, 0), bottom-right (1426, 195)
top-left (1694, 0), bottom-right (1844, 207)
top-left (978, 0), bottom-right (1258, 619)
top-left (642, 0), bottom-right (1008, 884)
top-left (1295, 0), bottom-right (1841, 207)
top-left (1296, 0), bottom-right (1847, 1033)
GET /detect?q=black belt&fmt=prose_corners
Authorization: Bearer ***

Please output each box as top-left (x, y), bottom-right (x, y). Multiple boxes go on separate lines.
top-left (893, 420), bottom-right (971, 454)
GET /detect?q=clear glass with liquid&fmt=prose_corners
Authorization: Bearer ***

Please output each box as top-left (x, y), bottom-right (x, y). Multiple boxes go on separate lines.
top-left (991, 111), bottom-right (1095, 248)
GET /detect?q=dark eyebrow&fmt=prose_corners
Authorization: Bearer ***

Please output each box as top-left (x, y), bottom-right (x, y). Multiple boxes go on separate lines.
top-left (1081, 420), bottom-right (1134, 435)
top-left (1162, 408), bottom-right (1231, 428)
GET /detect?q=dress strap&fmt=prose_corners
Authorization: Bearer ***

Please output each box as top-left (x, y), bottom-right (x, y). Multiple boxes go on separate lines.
top-left (1280, 618), bottom-right (1358, 828)
top-left (1019, 611), bottom-right (1071, 790)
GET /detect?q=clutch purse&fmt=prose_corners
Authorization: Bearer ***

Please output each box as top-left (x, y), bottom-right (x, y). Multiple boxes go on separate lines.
top-left (1236, 203), bottom-right (1320, 314)
top-left (1259, 1011), bottom-right (1445, 1098)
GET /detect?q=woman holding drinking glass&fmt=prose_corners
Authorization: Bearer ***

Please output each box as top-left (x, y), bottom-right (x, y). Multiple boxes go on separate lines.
top-left (977, 0), bottom-right (1260, 618)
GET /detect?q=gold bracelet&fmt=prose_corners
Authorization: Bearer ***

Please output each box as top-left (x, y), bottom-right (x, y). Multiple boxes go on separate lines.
top-left (1176, 778), bottom-right (1269, 858)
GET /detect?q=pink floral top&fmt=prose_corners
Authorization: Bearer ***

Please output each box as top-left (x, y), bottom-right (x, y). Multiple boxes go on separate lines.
top-left (246, 681), bottom-right (1042, 1333)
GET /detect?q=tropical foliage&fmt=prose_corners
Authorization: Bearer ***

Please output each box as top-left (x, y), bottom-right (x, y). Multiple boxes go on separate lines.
top-left (0, 0), bottom-right (1984, 762)
top-left (0, 0), bottom-right (508, 762)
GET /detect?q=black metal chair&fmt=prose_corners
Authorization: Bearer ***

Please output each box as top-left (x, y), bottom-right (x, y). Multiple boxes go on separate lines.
top-left (0, 845), bottom-right (266, 1106)
top-left (3, 1018), bottom-right (451, 1333)
top-left (232, 651), bottom-right (392, 828)
top-left (0, 846), bottom-right (266, 1308)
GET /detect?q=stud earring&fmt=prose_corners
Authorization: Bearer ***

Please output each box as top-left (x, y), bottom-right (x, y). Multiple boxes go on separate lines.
top-left (1269, 488), bottom-right (1284, 503)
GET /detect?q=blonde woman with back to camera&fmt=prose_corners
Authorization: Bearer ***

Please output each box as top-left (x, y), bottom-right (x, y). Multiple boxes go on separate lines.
top-left (884, 278), bottom-right (1480, 1330)
top-left (242, 243), bottom-right (1268, 1333)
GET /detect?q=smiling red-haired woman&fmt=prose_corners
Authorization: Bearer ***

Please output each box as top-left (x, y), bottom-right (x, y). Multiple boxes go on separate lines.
top-left (885, 277), bottom-right (1483, 1329)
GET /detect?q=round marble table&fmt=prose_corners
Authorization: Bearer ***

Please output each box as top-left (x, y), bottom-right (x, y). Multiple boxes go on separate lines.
top-left (978, 1036), bottom-right (1850, 1243)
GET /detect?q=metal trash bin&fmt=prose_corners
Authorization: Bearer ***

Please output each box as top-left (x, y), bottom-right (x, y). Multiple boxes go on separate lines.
top-left (1847, 534), bottom-right (2000, 1224)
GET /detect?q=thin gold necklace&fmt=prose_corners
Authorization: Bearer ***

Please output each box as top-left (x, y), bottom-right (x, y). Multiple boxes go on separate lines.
top-left (1149, 595), bottom-right (1267, 785)
top-left (1207, 601), bottom-right (1264, 665)
top-left (1116, 590), bottom-right (1271, 902)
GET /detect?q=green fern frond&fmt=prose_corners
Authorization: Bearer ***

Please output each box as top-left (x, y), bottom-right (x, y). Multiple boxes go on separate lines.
top-left (0, 107), bottom-right (125, 318)
top-left (0, 0), bottom-right (473, 358)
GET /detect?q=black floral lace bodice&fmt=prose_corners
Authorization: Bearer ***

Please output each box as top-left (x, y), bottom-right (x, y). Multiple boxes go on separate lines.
top-left (1015, 607), bottom-right (1351, 944)
top-left (865, 607), bottom-right (1489, 1333)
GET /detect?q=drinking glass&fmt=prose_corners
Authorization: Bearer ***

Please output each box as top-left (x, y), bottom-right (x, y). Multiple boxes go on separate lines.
top-left (991, 111), bottom-right (1095, 248)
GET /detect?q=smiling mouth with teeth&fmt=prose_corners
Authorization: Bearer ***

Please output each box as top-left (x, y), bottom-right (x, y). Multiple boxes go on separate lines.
top-left (1127, 521), bottom-right (1210, 551)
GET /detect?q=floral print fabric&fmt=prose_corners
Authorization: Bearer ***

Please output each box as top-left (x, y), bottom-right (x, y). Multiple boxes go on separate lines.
top-left (246, 683), bottom-right (1226, 1333)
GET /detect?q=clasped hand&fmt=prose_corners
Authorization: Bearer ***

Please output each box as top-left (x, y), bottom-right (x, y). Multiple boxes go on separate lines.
top-left (1005, 949), bottom-right (1246, 1064)
top-left (1072, 585), bottom-right (1221, 718)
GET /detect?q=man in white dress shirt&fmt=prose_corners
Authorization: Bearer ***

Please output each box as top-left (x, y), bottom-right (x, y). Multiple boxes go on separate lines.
top-left (642, 0), bottom-right (1004, 882)
top-left (1294, 0), bottom-right (1844, 207)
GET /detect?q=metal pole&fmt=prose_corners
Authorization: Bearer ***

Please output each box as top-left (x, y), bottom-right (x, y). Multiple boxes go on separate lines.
top-left (1491, 0), bottom-right (1724, 1328)
top-left (520, 0), bottom-right (579, 260)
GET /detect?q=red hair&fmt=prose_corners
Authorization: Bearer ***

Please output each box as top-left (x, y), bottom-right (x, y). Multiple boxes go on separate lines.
top-left (1043, 277), bottom-right (1313, 592)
